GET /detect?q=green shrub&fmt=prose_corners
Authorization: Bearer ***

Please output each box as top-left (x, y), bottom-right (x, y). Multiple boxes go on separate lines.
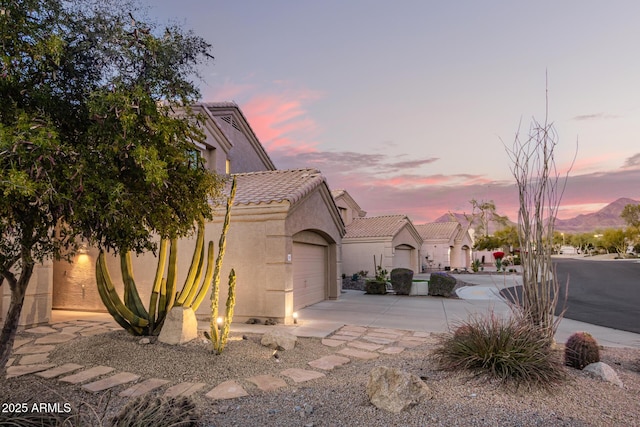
top-left (432, 311), bottom-right (565, 388)
top-left (428, 272), bottom-right (457, 297)
top-left (564, 331), bottom-right (600, 369)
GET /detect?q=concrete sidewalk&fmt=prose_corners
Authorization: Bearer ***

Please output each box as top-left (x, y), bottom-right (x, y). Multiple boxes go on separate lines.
top-left (51, 272), bottom-right (640, 349)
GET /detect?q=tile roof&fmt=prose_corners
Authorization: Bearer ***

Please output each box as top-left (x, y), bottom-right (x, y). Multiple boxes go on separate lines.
top-left (414, 222), bottom-right (460, 241)
top-left (225, 169), bottom-right (326, 206)
top-left (344, 215), bottom-right (411, 238)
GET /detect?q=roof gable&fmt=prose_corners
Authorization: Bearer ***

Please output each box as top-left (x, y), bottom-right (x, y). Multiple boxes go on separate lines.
top-left (344, 215), bottom-right (412, 239)
top-left (227, 169), bottom-right (326, 206)
top-left (331, 189), bottom-right (366, 218)
top-left (415, 222), bottom-right (460, 241)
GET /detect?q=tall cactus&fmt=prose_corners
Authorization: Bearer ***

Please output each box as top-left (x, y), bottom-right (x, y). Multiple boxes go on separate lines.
top-left (96, 177), bottom-right (237, 336)
top-left (208, 177), bottom-right (237, 353)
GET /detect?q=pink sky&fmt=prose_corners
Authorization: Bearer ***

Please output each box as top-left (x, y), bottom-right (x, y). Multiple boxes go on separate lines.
top-left (144, 1), bottom-right (640, 225)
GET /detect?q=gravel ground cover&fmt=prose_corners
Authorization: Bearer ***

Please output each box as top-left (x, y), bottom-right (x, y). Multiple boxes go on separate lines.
top-left (2, 327), bottom-right (640, 426)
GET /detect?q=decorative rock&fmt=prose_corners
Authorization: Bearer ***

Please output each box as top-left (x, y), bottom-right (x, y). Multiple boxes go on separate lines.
top-left (139, 338), bottom-right (151, 345)
top-left (427, 272), bottom-right (457, 297)
top-left (265, 318), bottom-right (278, 326)
top-left (366, 366), bottom-right (433, 413)
top-left (261, 330), bottom-right (297, 351)
top-left (246, 318), bottom-right (262, 324)
top-left (583, 362), bottom-right (623, 388)
top-left (390, 268), bottom-right (413, 295)
top-left (158, 306), bottom-right (198, 345)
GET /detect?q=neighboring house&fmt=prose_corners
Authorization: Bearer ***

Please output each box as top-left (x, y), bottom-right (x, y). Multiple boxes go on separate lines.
top-left (415, 222), bottom-right (473, 271)
top-left (53, 168), bottom-right (344, 324)
top-left (331, 189), bottom-right (366, 226)
top-left (341, 215), bottom-right (423, 276)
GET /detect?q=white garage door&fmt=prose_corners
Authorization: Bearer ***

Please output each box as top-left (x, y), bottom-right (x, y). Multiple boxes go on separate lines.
top-left (394, 247), bottom-right (412, 270)
top-left (293, 242), bottom-right (326, 310)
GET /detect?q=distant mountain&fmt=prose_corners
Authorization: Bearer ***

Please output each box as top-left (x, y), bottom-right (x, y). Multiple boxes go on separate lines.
top-left (554, 197), bottom-right (639, 233)
top-left (432, 197), bottom-right (639, 235)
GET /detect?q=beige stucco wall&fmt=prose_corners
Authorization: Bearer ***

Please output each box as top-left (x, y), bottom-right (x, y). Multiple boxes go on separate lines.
top-left (52, 187), bottom-right (343, 325)
top-left (391, 227), bottom-right (421, 272)
top-left (342, 239), bottom-right (392, 277)
top-left (2, 259), bottom-right (52, 327)
top-left (421, 241), bottom-right (452, 270)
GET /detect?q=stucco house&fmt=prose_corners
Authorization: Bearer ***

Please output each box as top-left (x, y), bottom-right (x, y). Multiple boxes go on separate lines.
top-left (341, 215), bottom-right (423, 276)
top-left (331, 189), bottom-right (366, 226)
top-left (3, 102), bottom-right (345, 326)
top-left (414, 222), bottom-right (473, 271)
top-left (53, 168), bottom-right (344, 324)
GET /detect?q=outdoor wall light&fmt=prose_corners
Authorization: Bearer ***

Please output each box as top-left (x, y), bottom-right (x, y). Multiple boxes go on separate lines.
top-left (217, 317), bottom-right (223, 327)
top-left (293, 312), bottom-right (298, 324)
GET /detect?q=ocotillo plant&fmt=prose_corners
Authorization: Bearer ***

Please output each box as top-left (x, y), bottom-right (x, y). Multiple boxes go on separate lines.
top-left (96, 177), bottom-right (237, 336)
top-left (208, 178), bottom-right (238, 354)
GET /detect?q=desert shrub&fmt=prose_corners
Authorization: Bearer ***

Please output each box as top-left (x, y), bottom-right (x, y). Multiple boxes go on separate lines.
top-left (390, 268), bottom-right (413, 295)
top-left (110, 395), bottom-right (200, 427)
top-left (428, 272), bottom-right (457, 297)
top-left (432, 311), bottom-right (565, 388)
top-left (564, 331), bottom-right (600, 369)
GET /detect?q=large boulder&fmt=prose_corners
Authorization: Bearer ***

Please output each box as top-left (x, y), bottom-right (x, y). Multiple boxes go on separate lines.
top-left (428, 272), bottom-right (457, 297)
top-left (261, 330), bottom-right (297, 351)
top-left (366, 366), bottom-right (433, 413)
top-left (365, 280), bottom-right (387, 294)
top-left (390, 268), bottom-right (413, 295)
top-left (583, 362), bottom-right (623, 388)
top-left (158, 306), bottom-right (198, 345)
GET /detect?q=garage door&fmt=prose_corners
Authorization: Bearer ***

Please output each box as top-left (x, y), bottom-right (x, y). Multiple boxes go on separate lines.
top-left (394, 247), bottom-right (412, 270)
top-left (293, 242), bottom-right (326, 310)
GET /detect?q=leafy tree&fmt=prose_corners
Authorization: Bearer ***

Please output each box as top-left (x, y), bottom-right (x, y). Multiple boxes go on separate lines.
top-left (472, 225), bottom-right (519, 252)
top-left (621, 203), bottom-right (640, 229)
top-left (1, 0), bottom-right (222, 368)
top-left (600, 228), bottom-right (630, 256)
top-left (463, 199), bottom-right (510, 237)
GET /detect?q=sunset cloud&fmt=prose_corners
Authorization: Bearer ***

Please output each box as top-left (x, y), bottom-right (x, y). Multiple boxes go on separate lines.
top-left (572, 113), bottom-right (621, 121)
top-left (623, 153), bottom-right (640, 169)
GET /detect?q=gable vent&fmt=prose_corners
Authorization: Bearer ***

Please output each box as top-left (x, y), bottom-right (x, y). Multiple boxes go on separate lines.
top-left (220, 115), bottom-right (242, 132)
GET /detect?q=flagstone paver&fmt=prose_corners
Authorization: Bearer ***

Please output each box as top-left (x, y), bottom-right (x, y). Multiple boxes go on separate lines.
top-left (60, 326), bottom-right (85, 334)
top-left (164, 382), bottom-right (206, 398)
top-left (82, 372), bottom-right (140, 393)
top-left (120, 378), bottom-right (171, 398)
top-left (321, 338), bottom-right (344, 347)
top-left (6, 364), bottom-right (55, 378)
top-left (347, 341), bottom-right (383, 351)
top-left (18, 353), bottom-right (50, 365)
top-left (14, 344), bottom-right (56, 355)
top-left (371, 328), bottom-right (407, 335)
top-left (339, 325), bottom-right (368, 333)
top-left (12, 338), bottom-right (33, 349)
top-left (36, 363), bottom-right (84, 379)
top-left (308, 355), bottom-right (351, 370)
top-left (361, 336), bottom-right (394, 345)
top-left (205, 380), bottom-right (249, 400)
top-left (7, 358), bottom-right (15, 367)
top-left (379, 346), bottom-right (406, 355)
top-left (327, 334), bottom-right (358, 341)
top-left (337, 347), bottom-right (379, 360)
top-left (366, 332), bottom-right (402, 340)
top-left (334, 330), bottom-right (363, 337)
top-left (246, 374), bottom-right (287, 391)
top-left (59, 366), bottom-right (114, 384)
top-left (280, 368), bottom-right (326, 383)
top-left (25, 326), bottom-right (59, 334)
top-left (34, 333), bottom-right (76, 345)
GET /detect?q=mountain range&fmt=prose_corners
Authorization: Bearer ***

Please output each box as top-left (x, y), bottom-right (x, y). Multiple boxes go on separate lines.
top-left (433, 197), bottom-right (639, 234)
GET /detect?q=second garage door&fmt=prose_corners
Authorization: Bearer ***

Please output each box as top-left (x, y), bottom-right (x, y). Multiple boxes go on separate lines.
top-left (292, 242), bottom-right (327, 311)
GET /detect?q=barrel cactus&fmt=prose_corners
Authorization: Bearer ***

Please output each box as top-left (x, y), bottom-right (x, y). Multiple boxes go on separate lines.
top-left (564, 331), bottom-right (600, 369)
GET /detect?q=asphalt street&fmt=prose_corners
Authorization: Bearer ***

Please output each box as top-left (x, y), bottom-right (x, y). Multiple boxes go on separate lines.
top-left (503, 258), bottom-right (640, 334)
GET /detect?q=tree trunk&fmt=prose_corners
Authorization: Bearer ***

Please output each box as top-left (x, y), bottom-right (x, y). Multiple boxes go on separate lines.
top-left (0, 263), bottom-right (34, 369)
